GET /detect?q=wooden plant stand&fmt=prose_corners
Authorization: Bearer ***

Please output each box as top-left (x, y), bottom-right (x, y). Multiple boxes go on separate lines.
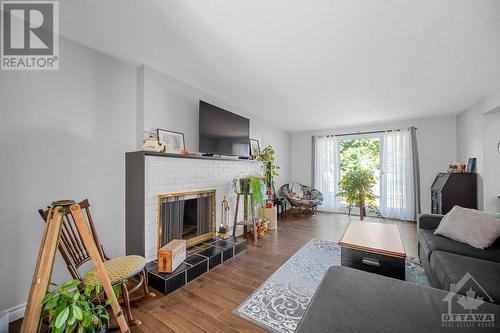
top-left (21, 203), bottom-right (129, 333)
top-left (232, 193), bottom-right (257, 242)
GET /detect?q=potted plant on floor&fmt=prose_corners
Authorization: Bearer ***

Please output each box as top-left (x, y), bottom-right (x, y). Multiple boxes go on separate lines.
top-left (337, 167), bottom-right (376, 220)
top-left (42, 279), bottom-right (121, 333)
top-left (258, 145), bottom-right (279, 229)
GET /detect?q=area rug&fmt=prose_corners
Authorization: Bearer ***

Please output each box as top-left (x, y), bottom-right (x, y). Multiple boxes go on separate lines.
top-left (234, 239), bottom-right (429, 333)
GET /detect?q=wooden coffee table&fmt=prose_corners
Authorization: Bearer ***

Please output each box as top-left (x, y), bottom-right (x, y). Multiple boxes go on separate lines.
top-left (339, 221), bottom-right (406, 280)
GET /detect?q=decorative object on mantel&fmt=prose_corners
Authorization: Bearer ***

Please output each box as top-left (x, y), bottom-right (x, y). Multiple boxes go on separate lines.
top-left (466, 157), bottom-right (477, 173)
top-left (157, 128), bottom-right (185, 154)
top-left (142, 135), bottom-right (165, 152)
top-left (158, 239), bottom-right (186, 273)
top-left (218, 196), bottom-right (230, 240)
top-left (249, 139), bottom-right (260, 160)
top-left (181, 149), bottom-right (201, 157)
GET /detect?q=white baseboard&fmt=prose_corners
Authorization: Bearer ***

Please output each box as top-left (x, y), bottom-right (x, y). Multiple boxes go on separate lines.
top-left (4, 303), bottom-right (25, 323)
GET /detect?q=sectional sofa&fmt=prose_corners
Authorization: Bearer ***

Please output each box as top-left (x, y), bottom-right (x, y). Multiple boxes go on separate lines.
top-left (418, 213), bottom-right (500, 304)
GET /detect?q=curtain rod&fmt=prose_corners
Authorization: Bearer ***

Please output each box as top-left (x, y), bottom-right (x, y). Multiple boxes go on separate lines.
top-left (318, 127), bottom-right (417, 138)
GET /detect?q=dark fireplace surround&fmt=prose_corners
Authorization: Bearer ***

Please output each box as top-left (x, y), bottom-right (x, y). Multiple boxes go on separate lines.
top-left (157, 190), bottom-right (216, 250)
top-left (146, 189), bottom-right (247, 295)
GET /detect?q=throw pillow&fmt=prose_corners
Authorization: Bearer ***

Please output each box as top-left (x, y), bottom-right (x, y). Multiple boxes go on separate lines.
top-left (290, 183), bottom-right (304, 199)
top-left (434, 206), bottom-right (500, 249)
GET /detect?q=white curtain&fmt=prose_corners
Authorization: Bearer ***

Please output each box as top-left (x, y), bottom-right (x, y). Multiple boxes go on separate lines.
top-left (380, 130), bottom-right (415, 221)
top-left (314, 135), bottom-right (339, 212)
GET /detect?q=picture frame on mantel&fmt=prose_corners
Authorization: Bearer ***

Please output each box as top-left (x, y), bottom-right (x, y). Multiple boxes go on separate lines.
top-left (157, 129), bottom-right (185, 154)
top-left (249, 139), bottom-right (260, 159)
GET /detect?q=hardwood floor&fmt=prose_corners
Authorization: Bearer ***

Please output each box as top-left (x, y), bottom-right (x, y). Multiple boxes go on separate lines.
top-left (130, 212), bottom-right (417, 333)
top-left (10, 212), bottom-right (417, 333)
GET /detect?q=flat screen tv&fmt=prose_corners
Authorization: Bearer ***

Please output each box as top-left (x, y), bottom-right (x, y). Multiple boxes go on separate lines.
top-left (199, 101), bottom-right (250, 157)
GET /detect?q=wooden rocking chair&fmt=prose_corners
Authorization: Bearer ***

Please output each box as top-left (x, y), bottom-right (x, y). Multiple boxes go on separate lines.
top-left (38, 199), bottom-right (154, 326)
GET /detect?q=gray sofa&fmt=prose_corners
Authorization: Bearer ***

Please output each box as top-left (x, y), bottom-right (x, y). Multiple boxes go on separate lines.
top-left (296, 266), bottom-right (500, 333)
top-left (418, 214), bottom-right (500, 304)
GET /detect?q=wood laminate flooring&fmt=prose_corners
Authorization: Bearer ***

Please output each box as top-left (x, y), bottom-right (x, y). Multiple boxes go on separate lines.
top-left (10, 212), bottom-right (417, 333)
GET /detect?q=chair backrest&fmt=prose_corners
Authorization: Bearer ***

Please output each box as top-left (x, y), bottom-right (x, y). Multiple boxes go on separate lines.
top-left (38, 199), bottom-right (107, 280)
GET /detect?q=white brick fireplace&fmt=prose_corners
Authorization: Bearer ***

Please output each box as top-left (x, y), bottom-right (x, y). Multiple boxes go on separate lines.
top-left (143, 155), bottom-right (262, 261)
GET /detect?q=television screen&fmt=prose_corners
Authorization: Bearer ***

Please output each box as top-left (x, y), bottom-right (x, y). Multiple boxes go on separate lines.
top-left (199, 101), bottom-right (250, 157)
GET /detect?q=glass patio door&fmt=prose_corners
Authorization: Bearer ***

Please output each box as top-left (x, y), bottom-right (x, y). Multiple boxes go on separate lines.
top-left (336, 134), bottom-right (383, 216)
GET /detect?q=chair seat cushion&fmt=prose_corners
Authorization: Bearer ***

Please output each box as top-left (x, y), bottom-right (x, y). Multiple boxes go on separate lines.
top-left (83, 255), bottom-right (145, 286)
top-left (418, 229), bottom-right (500, 263)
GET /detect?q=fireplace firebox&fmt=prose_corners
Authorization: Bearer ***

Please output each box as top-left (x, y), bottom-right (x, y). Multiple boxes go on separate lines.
top-left (157, 190), bottom-right (216, 250)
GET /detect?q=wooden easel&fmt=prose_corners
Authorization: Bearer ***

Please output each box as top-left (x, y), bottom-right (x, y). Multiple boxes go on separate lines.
top-left (20, 203), bottom-right (129, 333)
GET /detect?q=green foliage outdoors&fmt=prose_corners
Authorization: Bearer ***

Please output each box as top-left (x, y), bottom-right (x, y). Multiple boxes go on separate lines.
top-left (339, 138), bottom-right (380, 177)
top-left (338, 137), bottom-right (380, 216)
top-left (42, 278), bottom-right (123, 333)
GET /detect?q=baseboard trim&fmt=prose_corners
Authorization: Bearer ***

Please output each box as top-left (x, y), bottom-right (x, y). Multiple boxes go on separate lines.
top-left (5, 303), bottom-right (25, 322)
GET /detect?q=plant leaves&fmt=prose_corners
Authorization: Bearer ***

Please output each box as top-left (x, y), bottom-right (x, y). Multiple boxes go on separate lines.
top-left (73, 305), bottom-right (84, 320)
top-left (55, 307), bottom-right (70, 329)
top-left (61, 279), bottom-right (81, 290)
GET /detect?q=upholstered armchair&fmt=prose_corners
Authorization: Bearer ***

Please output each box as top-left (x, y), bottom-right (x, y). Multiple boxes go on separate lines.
top-left (280, 183), bottom-right (323, 216)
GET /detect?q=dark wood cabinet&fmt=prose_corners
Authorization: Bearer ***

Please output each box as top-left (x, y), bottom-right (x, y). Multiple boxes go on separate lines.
top-left (431, 173), bottom-right (477, 214)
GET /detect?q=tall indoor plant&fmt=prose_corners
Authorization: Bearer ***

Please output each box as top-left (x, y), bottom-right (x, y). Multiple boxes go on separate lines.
top-left (337, 167), bottom-right (376, 220)
top-left (258, 145), bottom-right (280, 198)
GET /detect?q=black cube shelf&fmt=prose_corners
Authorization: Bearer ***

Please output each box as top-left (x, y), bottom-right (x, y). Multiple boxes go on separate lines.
top-left (146, 236), bottom-right (246, 294)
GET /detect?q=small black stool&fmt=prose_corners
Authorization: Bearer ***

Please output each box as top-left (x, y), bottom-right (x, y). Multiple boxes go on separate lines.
top-left (274, 197), bottom-right (287, 220)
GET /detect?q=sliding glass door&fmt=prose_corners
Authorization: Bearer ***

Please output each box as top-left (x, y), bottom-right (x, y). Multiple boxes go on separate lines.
top-left (337, 134), bottom-right (382, 215)
top-left (315, 129), bottom-right (418, 220)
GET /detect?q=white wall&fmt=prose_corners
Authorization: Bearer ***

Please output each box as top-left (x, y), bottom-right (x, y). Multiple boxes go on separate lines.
top-left (0, 37), bottom-right (137, 313)
top-left (139, 65), bottom-right (292, 189)
top-left (291, 115), bottom-right (457, 214)
top-left (0, 45), bottom-right (292, 315)
top-left (457, 88), bottom-right (500, 211)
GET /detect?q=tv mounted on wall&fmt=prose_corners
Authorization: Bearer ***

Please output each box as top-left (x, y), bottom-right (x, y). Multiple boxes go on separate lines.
top-left (199, 101), bottom-right (250, 157)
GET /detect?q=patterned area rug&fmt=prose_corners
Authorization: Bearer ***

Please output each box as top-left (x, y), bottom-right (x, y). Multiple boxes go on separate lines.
top-left (234, 239), bottom-right (429, 333)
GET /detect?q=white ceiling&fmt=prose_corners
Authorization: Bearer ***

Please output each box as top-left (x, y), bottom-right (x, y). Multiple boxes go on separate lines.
top-left (59, 0), bottom-right (500, 132)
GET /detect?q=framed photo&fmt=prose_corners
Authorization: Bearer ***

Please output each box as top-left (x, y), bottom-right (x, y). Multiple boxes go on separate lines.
top-left (250, 139), bottom-right (260, 158)
top-left (157, 129), bottom-right (185, 154)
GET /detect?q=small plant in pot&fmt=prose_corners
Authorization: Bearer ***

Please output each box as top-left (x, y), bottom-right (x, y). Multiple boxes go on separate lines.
top-left (42, 278), bottom-right (122, 333)
top-left (337, 167), bottom-right (377, 220)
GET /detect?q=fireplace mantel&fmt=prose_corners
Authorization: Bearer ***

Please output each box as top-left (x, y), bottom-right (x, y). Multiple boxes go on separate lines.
top-left (125, 151), bottom-right (262, 262)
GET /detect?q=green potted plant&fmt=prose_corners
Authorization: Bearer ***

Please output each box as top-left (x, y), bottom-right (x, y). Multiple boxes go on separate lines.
top-left (337, 167), bottom-right (376, 220)
top-left (42, 279), bottom-right (121, 333)
top-left (258, 145), bottom-right (280, 197)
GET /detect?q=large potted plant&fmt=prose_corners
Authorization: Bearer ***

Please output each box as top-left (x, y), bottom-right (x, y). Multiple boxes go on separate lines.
top-left (42, 279), bottom-right (121, 333)
top-left (258, 145), bottom-right (280, 196)
top-left (257, 146), bottom-right (279, 229)
top-left (337, 167), bottom-right (376, 220)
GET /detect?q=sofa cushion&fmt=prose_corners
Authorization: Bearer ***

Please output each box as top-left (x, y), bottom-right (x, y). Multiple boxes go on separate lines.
top-left (430, 250), bottom-right (500, 304)
top-left (419, 229), bottom-right (500, 263)
top-left (295, 266), bottom-right (500, 333)
top-left (434, 206), bottom-right (500, 249)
